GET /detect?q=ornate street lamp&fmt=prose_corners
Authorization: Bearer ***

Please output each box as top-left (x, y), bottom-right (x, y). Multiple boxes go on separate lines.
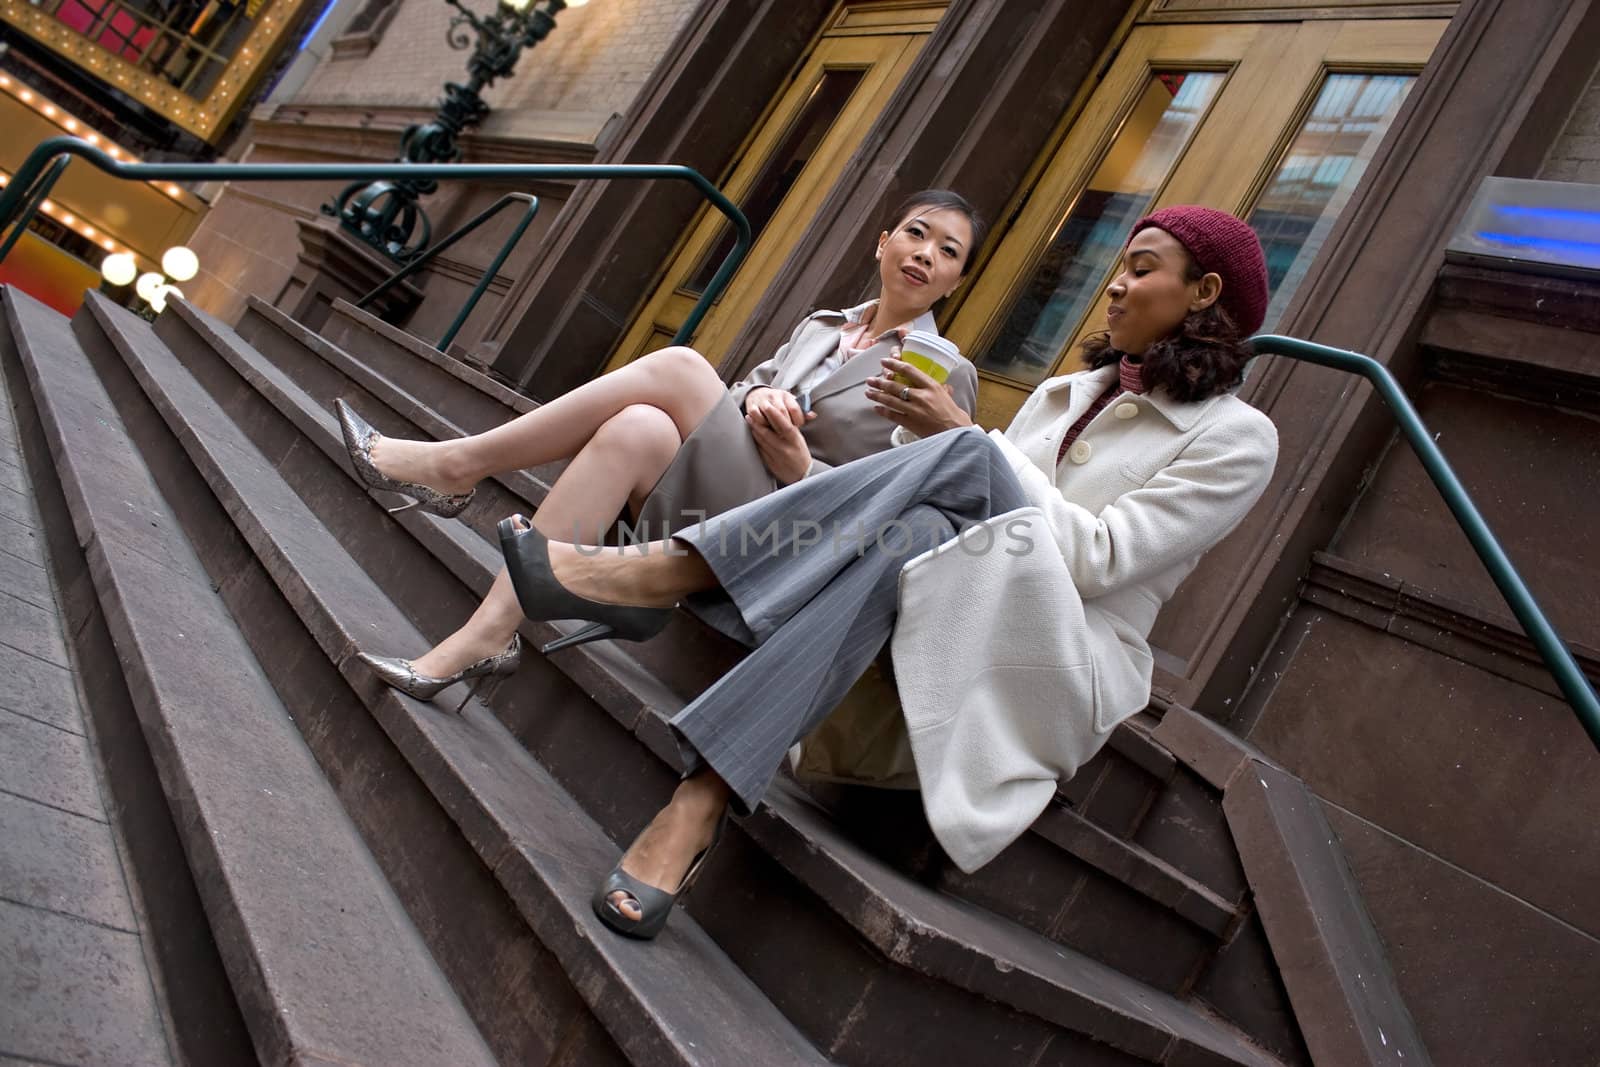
top-left (324, 0), bottom-right (589, 261)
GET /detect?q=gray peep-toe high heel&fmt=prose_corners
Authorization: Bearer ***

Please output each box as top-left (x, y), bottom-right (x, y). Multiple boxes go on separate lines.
top-left (496, 516), bottom-right (671, 653)
top-left (592, 811), bottom-right (728, 940)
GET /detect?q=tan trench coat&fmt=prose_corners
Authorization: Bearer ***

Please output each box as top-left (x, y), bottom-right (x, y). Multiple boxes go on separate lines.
top-left (634, 302), bottom-right (978, 537)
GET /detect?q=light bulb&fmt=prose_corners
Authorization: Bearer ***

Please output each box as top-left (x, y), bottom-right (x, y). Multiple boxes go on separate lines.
top-left (149, 289), bottom-right (168, 313)
top-left (101, 252), bottom-right (137, 286)
top-left (135, 272), bottom-right (165, 302)
top-left (161, 246), bottom-right (198, 281)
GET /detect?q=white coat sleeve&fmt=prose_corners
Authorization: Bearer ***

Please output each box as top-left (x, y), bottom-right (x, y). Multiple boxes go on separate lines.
top-left (991, 406), bottom-right (1278, 598)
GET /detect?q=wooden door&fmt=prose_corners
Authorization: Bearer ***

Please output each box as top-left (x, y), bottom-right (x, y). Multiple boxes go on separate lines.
top-left (948, 16), bottom-right (1448, 428)
top-left (608, 3), bottom-right (946, 371)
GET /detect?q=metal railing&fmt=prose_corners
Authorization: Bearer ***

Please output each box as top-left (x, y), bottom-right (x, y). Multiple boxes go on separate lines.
top-left (1250, 335), bottom-right (1600, 753)
top-left (354, 191), bottom-right (540, 351)
top-left (0, 157), bottom-right (71, 265)
top-left (0, 136), bottom-right (752, 350)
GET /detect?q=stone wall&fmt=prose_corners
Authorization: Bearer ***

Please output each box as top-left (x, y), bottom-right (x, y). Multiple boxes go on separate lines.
top-left (182, 0), bottom-right (701, 332)
top-left (1539, 56), bottom-right (1600, 181)
top-left (295, 0), bottom-right (700, 139)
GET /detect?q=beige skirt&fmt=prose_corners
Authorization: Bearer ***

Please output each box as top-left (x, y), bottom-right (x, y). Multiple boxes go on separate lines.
top-left (629, 390), bottom-right (778, 540)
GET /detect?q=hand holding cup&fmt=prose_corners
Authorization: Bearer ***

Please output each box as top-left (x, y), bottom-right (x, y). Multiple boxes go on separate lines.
top-left (866, 330), bottom-right (974, 437)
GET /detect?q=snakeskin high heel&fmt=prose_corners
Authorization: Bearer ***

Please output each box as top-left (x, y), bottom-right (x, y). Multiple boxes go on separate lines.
top-left (336, 399), bottom-right (475, 518)
top-left (358, 634), bottom-right (522, 700)
top-left (497, 516), bottom-right (671, 653)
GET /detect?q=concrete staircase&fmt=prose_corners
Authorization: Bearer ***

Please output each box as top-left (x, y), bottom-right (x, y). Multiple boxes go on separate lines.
top-left (0, 283), bottom-right (1425, 1066)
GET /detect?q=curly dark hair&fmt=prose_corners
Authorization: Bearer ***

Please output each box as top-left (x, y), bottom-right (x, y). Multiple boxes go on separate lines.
top-left (1080, 253), bottom-right (1255, 404)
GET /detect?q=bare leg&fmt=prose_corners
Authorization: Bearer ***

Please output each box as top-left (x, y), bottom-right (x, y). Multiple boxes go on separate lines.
top-left (609, 770), bottom-right (732, 922)
top-left (366, 347), bottom-right (728, 494)
top-left (410, 404), bottom-right (686, 678)
top-left (545, 535), bottom-right (717, 608)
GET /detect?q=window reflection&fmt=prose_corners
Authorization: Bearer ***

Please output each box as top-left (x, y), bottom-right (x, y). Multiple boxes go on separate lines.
top-left (976, 70), bottom-right (1224, 385)
top-left (683, 68), bottom-right (866, 297)
top-left (1249, 73), bottom-right (1415, 329)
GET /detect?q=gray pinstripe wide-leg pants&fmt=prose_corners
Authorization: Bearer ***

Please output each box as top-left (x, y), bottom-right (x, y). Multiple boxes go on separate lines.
top-left (670, 427), bottom-right (1031, 814)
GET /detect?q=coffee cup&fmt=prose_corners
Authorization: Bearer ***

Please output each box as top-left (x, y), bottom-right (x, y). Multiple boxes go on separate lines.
top-left (896, 330), bottom-right (962, 385)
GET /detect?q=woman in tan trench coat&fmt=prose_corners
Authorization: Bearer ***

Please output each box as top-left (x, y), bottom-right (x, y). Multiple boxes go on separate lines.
top-left (342, 190), bottom-right (985, 692)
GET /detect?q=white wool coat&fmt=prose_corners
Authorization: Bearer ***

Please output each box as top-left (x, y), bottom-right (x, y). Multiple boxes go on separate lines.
top-left (890, 364), bottom-right (1278, 871)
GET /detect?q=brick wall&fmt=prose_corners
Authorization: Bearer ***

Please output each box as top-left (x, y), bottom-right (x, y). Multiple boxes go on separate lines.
top-left (1539, 58), bottom-right (1600, 182)
top-left (296, 0), bottom-right (700, 133)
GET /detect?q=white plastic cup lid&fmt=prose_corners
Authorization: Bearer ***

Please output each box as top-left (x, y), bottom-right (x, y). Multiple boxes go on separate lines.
top-left (900, 329), bottom-right (962, 368)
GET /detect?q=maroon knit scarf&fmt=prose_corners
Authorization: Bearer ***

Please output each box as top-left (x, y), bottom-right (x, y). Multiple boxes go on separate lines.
top-left (1056, 355), bottom-right (1147, 465)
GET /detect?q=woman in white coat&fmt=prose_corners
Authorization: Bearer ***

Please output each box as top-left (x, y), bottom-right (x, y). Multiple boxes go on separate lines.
top-left (343, 190), bottom-right (984, 695)
top-left (493, 205), bottom-right (1280, 939)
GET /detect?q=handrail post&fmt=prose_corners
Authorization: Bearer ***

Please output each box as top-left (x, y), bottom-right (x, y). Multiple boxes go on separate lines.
top-left (674, 179), bottom-right (752, 347)
top-left (355, 192), bottom-right (536, 307)
top-left (1249, 334), bottom-right (1600, 752)
top-left (438, 195), bottom-right (540, 350)
top-left (0, 157), bottom-right (72, 264)
top-left (0, 144), bottom-right (65, 231)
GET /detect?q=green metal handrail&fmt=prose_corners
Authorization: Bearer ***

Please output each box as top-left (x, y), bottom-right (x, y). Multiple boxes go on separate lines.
top-left (1250, 335), bottom-right (1600, 753)
top-left (0, 136), bottom-right (752, 347)
top-left (354, 191), bottom-right (541, 351)
top-left (0, 157), bottom-right (72, 265)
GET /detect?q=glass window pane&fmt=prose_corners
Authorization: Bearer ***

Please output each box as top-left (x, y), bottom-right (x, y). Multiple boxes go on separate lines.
top-left (976, 70), bottom-right (1225, 385)
top-left (683, 67), bottom-right (866, 296)
top-left (1249, 72), bottom-right (1415, 329)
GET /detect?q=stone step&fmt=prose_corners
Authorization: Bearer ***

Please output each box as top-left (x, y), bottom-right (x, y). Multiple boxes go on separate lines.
top-left (1025, 801), bottom-right (1237, 937)
top-left (747, 780), bottom-right (1284, 1067)
top-left (1, 285), bottom-right (498, 1067)
top-left (322, 295), bottom-right (536, 428)
top-left (4, 292), bottom-right (254, 1067)
top-left (83, 289), bottom-right (829, 1067)
top-left (1155, 709), bottom-right (1426, 1067)
top-left (233, 295), bottom-right (553, 546)
top-left (163, 297), bottom-right (1294, 1063)
top-left (75, 295), bottom-right (632, 1064)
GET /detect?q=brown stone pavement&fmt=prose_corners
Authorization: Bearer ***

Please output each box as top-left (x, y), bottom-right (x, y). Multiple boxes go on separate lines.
top-left (0, 364), bottom-right (174, 1066)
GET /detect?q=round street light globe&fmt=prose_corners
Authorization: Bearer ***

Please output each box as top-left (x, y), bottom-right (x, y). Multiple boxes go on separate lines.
top-left (161, 246), bottom-right (199, 282)
top-left (135, 272), bottom-right (166, 303)
top-left (101, 252), bottom-right (137, 286)
top-left (149, 290), bottom-right (168, 314)
top-left (157, 285), bottom-right (183, 311)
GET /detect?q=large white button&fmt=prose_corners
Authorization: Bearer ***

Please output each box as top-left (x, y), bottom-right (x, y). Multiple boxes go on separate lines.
top-left (1068, 441), bottom-right (1092, 464)
top-left (1114, 401), bottom-right (1139, 420)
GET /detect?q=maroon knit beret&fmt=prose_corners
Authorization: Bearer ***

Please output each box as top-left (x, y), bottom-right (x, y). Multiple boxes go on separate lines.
top-left (1129, 206), bottom-right (1269, 336)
